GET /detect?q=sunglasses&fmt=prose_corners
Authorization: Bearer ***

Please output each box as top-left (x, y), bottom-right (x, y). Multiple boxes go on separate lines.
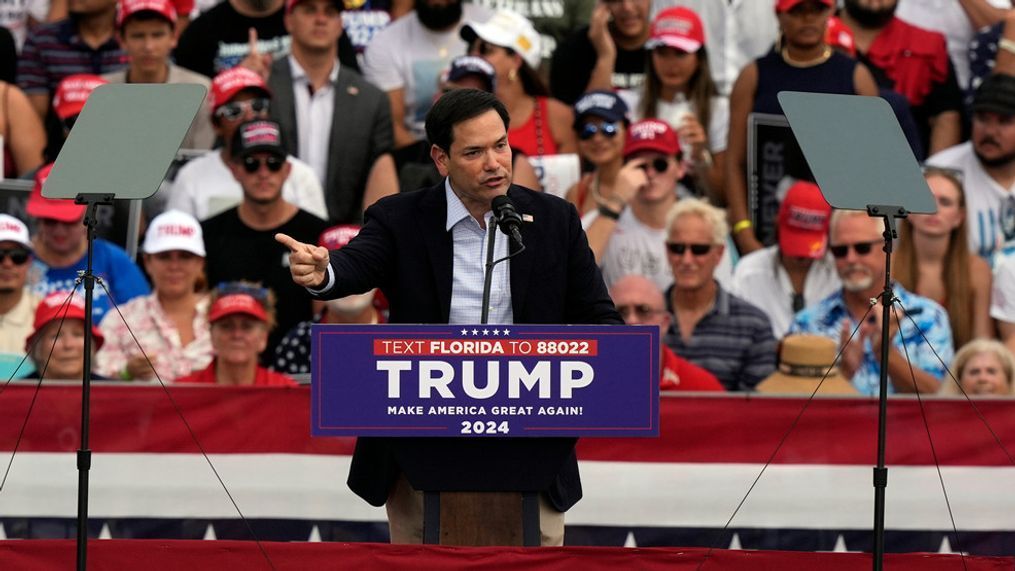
top-left (242, 155), bottom-right (285, 173)
top-left (616, 303), bottom-right (665, 320)
top-left (215, 97), bottom-right (270, 120)
top-left (829, 241), bottom-right (879, 258)
top-left (474, 40), bottom-right (507, 57)
top-left (666, 242), bottom-right (712, 256)
top-left (637, 157), bottom-right (671, 173)
top-left (579, 122), bottom-right (620, 140)
top-left (0, 248), bottom-right (30, 265)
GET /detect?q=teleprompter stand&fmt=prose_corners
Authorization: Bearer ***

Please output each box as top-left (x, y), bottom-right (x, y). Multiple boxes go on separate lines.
top-left (778, 92), bottom-right (937, 571)
top-left (42, 83), bottom-right (206, 570)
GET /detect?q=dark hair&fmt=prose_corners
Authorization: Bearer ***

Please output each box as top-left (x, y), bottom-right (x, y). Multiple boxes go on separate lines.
top-left (425, 88), bottom-right (510, 152)
top-left (640, 46), bottom-right (718, 137)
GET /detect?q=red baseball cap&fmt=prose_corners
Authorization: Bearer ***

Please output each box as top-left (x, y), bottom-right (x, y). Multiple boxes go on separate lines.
top-left (53, 74), bottom-right (108, 120)
top-left (776, 0), bottom-right (834, 12)
top-left (208, 293), bottom-right (269, 323)
top-left (778, 181), bottom-right (831, 259)
top-left (825, 16), bottom-right (856, 57)
top-left (26, 164), bottom-right (86, 223)
top-left (210, 67), bottom-right (271, 112)
top-left (116, 0), bottom-right (178, 29)
top-left (27, 292), bottom-right (104, 352)
top-left (646, 7), bottom-right (705, 53)
top-left (623, 119), bottom-right (681, 159)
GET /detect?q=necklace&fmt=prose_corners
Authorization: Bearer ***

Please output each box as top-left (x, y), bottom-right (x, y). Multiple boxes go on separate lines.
top-left (781, 45), bottom-right (833, 68)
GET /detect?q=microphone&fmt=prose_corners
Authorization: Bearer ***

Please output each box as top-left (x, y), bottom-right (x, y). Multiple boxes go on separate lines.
top-left (492, 195), bottom-right (524, 247)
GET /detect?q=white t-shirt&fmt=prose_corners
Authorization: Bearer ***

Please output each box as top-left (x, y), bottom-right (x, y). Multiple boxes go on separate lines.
top-left (618, 90), bottom-right (729, 154)
top-left (362, 4), bottom-right (492, 142)
top-left (990, 250), bottom-right (1015, 323)
top-left (729, 245), bottom-right (841, 338)
top-left (926, 142), bottom-right (1015, 260)
top-left (650, 0), bottom-right (778, 96)
top-left (583, 207), bottom-right (734, 292)
top-left (165, 151), bottom-right (328, 221)
top-left (897, 0), bottom-right (1011, 90)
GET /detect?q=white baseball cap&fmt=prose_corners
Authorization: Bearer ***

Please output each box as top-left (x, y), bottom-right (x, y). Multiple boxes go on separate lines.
top-left (0, 214), bottom-right (32, 250)
top-left (461, 10), bottom-right (542, 70)
top-left (143, 210), bottom-right (206, 257)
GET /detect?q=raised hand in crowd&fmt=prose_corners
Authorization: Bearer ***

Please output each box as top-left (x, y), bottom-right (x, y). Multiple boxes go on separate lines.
top-left (276, 232), bottom-right (329, 289)
top-left (240, 28), bottom-right (272, 81)
top-left (585, 2), bottom-right (617, 92)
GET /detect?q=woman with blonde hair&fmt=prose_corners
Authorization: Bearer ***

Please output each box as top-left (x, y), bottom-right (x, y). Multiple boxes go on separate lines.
top-left (941, 339), bottom-right (1015, 396)
top-left (893, 167), bottom-right (993, 349)
top-left (175, 282), bottom-right (296, 387)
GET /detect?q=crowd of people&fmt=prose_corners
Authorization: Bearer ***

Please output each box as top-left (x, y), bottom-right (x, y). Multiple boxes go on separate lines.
top-left (2, 0), bottom-right (1015, 396)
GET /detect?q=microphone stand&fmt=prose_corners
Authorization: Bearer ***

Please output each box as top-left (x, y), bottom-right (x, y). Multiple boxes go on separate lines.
top-left (480, 214), bottom-right (500, 326)
top-left (74, 192), bottom-right (115, 571)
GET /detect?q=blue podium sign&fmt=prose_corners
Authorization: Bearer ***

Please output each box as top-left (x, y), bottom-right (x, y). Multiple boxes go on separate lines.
top-left (311, 324), bottom-right (659, 437)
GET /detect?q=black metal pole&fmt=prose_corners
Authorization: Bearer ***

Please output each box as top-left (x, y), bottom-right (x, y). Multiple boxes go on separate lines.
top-left (866, 205), bottom-right (904, 571)
top-left (73, 194), bottom-right (113, 571)
top-left (479, 218), bottom-right (499, 326)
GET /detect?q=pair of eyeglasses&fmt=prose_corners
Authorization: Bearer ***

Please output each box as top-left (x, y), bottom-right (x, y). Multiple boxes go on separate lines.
top-left (214, 97), bottom-right (270, 120)
top-left (637, 157), bottom-right (671, 174)
top-left (473, 40), bottom-right (501, 57)
top-left (666, 242), bottom-right (712, 256)
top-left (579, 122), bottom-right (619, 140)
top-left (829, 240), bottom-right (879, 259)
top-left (616, 304), bottom-right (665, 320)
top-left (0, 248), bottom-right (30, 265)
top-left (242, 155), bottom-right (285, 173)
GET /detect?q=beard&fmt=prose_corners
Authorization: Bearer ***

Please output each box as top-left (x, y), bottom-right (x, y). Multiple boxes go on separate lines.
top-left (416, 0), bottom-right (462, 31)
top-left (974, 146), bottom-right (1015, 168)
top-left (840, 264), bottom-right (875, 292)
top-left (843, 0), bottom-right (897, 29)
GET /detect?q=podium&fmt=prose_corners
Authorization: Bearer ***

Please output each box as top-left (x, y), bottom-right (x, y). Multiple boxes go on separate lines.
top-left (312, 324), bottom-right (661, 546)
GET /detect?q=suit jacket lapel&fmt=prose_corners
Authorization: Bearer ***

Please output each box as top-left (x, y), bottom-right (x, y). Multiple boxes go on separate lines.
top-left (326, 70), bottom-right (355, 190)
top-left (507, 186), bottom-right (533, 319)
top-left (270, 59), bottom-right (299, 157)
top-left (418, 182), bottom-right (453, 322)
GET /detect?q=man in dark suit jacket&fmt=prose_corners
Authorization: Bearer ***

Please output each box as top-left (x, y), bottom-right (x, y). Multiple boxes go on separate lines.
top-left (268, 0), bottom-right (397, 224)
top-left (278, 89), bottom-right (621, 545)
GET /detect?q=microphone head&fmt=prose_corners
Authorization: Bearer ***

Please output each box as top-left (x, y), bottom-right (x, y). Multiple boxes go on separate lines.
top-left (492, 194), bottom-right (513, 212)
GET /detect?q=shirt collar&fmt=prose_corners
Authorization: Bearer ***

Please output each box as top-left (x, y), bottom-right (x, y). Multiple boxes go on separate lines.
top-left (445, 177), bottom-right (476, 231)
top-left (288, 55), bottom-right (340, 85)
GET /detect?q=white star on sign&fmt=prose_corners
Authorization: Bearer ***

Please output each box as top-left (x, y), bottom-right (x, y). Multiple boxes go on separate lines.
top-left (482, 329), bottom-right (490, 335)
top-left (492, 329), bottom-right (500, 336)
top-left (471, 329), bottom-right (479, 335)
top-left (461, 329), bottom-right (468, 336)
top-left (502, 328), bottom-right (510, 336)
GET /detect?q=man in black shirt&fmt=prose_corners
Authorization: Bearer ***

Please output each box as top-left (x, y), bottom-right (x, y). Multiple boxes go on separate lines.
top-left (549, 0), bottom-right (651, 105)
top-left (202, 119), bottom-right (329, 362)
top-left (174, 0), bottom-right (358, 79)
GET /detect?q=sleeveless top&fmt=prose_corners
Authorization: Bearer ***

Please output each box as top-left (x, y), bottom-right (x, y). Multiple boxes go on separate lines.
top-left (753, 50), bottom-right (858, 115)
top-left (508, 96), bottom-right (559, 157)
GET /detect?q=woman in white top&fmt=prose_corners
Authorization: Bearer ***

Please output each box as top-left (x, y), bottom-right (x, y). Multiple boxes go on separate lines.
top-left (619, 6), bottom-right (728, 204)
top-left (96, 210), bottom-right (213, 381)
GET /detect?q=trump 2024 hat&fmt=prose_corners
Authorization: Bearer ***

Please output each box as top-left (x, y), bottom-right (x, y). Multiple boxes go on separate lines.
top-left (0, 214), bottom-right (32, 250)
top-left (208, 293), bottom-right (269, 323)
top-left (646, 7), bottom-right (705, 53)
top-left (623, 119), bottom-right (681, 159)
top-left (143, 210), bottom-right (206, 257)
top-left (53, 74), bottom-right (108, 120)
top-left (777, 180), bottom-right (831, 259)
top-left (28, 292), bottom-right (104, 351)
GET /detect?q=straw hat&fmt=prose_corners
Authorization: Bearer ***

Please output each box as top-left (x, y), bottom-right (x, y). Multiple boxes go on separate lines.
top-left (757, 334), bottom-right (858, 395)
